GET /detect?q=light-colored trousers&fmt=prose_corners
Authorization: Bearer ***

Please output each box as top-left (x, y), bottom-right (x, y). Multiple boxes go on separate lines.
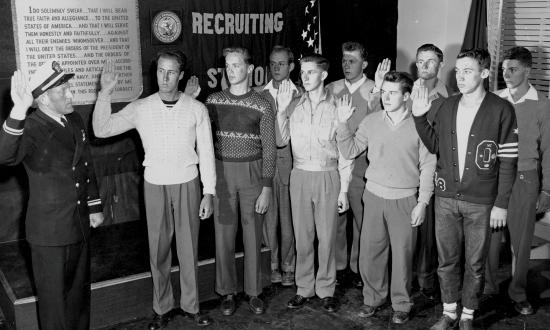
top-left (290, 168), bottom-right (340, 298)
top-left (144, 178), bottom-right (201, 315)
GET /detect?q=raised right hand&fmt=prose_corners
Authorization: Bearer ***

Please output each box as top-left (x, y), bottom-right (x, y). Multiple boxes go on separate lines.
top-left (100, 60), bottom-right (118, 94)
top-left (276, 80), bottom-right (294, 112)
top-left (374, 58), bottom-right (391, 89)
top-left (336, 94), bottom-right (355, 124)
top-left (411, 84), bottom-right (432, 117)
top-left (10, 70), bottom-right (33, 113)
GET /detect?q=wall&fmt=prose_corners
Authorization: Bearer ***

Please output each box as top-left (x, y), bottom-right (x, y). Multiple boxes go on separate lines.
top-left (397, 0), bottom-right (472, 91)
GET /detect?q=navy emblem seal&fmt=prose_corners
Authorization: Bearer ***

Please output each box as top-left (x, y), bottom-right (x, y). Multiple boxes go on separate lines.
top-left (152, 11), bottom-right (182, 43)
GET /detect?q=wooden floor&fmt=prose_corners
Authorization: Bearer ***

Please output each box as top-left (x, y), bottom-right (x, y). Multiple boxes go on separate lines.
top-left (97, 261), bottom-right (550, 330)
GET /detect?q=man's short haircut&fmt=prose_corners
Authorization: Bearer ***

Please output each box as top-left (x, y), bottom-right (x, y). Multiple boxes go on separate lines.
top-left (342, 41), bottom-right (368, 61)
top-left (502, 46), bottom-right (533, 68)
top-left (383, 71), bottom-right (414, 94)
top-left (270, 45), bottom-right (295, 64)
top-left (223, 46), bottom-right (253, 65)
top-left (300, 54), bottom-right (330, 72)
top-left (416, 43), bottom-right (444, 62)
top-left (156, 50), bottom-right (187, 72)
top-left (457, 48), bottom-right (491, 70)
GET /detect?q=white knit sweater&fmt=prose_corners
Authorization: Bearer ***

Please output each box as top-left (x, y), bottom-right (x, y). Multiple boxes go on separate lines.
top-left (93, 92), bottom-right (216, 194)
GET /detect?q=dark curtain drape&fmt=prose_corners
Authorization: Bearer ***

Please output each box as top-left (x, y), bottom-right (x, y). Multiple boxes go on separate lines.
top-left (462, 0), bottom-right (488, 50)
top-left (462, 0), bottom-right (488, 90)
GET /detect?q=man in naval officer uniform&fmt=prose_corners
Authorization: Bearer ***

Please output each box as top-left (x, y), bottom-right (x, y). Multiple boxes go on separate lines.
top-left (0, 61), bottom-right (103, 330)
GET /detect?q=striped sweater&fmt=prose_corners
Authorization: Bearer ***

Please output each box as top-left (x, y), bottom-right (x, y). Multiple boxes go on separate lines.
top-left (206, 89), bottom-right (276, 187)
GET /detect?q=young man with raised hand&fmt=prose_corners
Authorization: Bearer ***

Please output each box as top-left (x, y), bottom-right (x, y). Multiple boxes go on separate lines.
top-left (93, 51), bottom-right (215, 328)
top-left (412, 48), bottom-right (518, 330)
top-left (336, 71), bottom-right (436, 324)
top-left (413, 43), bottom-right (450, 299)
top-left (206, 46), bottom-right (276, 316)
top-left (325, 41), bottom-right (379, 287)
top-left (485, 46), bottom-right (550, 315)
top-left (255, 45), bottom-right (302, 286)
top-left (276, 54), bottom-right (352, 313)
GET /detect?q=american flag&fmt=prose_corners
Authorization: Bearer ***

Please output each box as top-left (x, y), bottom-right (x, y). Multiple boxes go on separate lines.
top-left (299, 0), bottom-right (321, 58)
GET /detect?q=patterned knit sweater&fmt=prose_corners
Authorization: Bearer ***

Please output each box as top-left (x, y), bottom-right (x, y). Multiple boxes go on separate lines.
top-left (206, 89), bottom-right (276, 187)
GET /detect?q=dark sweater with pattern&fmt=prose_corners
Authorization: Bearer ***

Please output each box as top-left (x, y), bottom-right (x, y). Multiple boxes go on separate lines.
top-left (206, 89), bottom-right (276, 187)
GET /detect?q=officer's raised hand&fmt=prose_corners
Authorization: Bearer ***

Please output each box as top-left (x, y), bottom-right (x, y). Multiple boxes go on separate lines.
top-left (10, 70), bottom-right (33, 119)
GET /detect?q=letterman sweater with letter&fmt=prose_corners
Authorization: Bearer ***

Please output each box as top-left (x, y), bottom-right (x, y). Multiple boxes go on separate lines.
top-left (413, 92), bottom-right (518, 208)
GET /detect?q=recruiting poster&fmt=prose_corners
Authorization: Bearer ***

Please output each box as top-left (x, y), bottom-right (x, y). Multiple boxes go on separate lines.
top-left (144, 0), bottom-right (304, 96)
top-left (11, 0), bottom-right (142, 105)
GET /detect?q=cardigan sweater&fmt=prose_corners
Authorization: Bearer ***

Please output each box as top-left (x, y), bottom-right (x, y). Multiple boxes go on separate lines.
top-left (413, 92), bottom-right (518, 208)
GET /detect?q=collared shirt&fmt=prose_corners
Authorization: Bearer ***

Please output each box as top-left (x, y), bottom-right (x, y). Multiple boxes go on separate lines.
top-left (498, 84), bottom-right (538, 105)
top-left (263, 79), bottom-right (299, 101)
top-left (383, 109), bottom-right (409, 126)
top-left (40, 108), bottom-right (67, 127)
top-left (344, 74), bottom-right (367, 95)
top-left (278, 92), bottom-right (353, 192)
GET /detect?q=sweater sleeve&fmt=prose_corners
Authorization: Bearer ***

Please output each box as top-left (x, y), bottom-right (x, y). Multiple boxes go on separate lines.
top-left (336, 116), bottom-right (369, 160)
top-left (418, 138), bottom-right (436, 204)
top-left (260, 101), bottom-right (276, 187)
top-left (92, 92), bottom-right (137, 138)
top-left (195, 104), bottom-right (217, 195)
top-left (539, 99), bottom-right (550, 191)
top-left (413, 110), bottom-right (439, 154)
top-left (494, 102), bottom-right (518, 209)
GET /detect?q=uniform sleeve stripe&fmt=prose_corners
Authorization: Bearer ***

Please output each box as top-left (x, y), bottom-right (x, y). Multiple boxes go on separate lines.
top-left (87, 199), bottom-right (101, 206)
top-left (499, 142), bottom-right (518, 148)
top-left (3, 122), bottom-right (23, 135)
top-left (498, 154), bottom-right (518, 158)
top-left (498, 148), bottom-right (518, 153)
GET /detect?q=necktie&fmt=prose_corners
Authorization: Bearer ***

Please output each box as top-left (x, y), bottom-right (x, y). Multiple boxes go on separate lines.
top-left (60, 116), bottom-right (69, 128)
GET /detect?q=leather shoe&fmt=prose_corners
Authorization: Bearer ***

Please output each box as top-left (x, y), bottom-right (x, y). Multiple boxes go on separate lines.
top-left (182, 311), bottom-right (213, 327)
top-left (514, 300), bottom-right (534, 315)
top-left (358, 304), bottom-right (377, 318)
top-left (321, 296), bottom-right (338, 313)
top-left (248, 295), bottom-right (265, 314)
top-left (220, 294), bottom-right (236, 316)
top-left (287, 294), bottom-right (310, 309)
top-left (430, 315), bottom-right (458, 330)
top-left (392, 310), bottom-right (409, 324)
top-left (459, 318), bottom-right (474, 330)
top-left (148, 311), bottom-right (171, 330)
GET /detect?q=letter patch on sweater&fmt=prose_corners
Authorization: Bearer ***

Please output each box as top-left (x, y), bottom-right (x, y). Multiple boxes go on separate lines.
top-left (476, 140), bottom-right (498, 170)
top-left (435, 172), bottom-right (446, 191)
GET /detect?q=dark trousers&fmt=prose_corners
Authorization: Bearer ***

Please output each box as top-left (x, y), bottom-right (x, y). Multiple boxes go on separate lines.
top-left (214, 159), bottom-right (264, 297)
top-left (435, 197), bottom-right (491, 310)
top-left (30, 241), bottom-right (90, 330)
top-left (485, 170), bottom-right (539, 302)
top-left (414, 195), bottom-right (438, 290)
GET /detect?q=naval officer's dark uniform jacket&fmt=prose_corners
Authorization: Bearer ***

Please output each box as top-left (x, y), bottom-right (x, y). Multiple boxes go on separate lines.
top-left (0, 109), bottom-right (102, 330)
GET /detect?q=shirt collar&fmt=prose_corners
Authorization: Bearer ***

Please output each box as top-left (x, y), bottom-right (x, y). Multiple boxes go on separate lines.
top-left (498, 84), bottom-right (538, 104)
top-left (344, 74), bottom-right (367, 94)
top-left (383, 108), bottom-right (411, 126)
top-left (40, 108), bottom-right (67, 126)
top-left (297, 90), bottom-right (332, 108)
